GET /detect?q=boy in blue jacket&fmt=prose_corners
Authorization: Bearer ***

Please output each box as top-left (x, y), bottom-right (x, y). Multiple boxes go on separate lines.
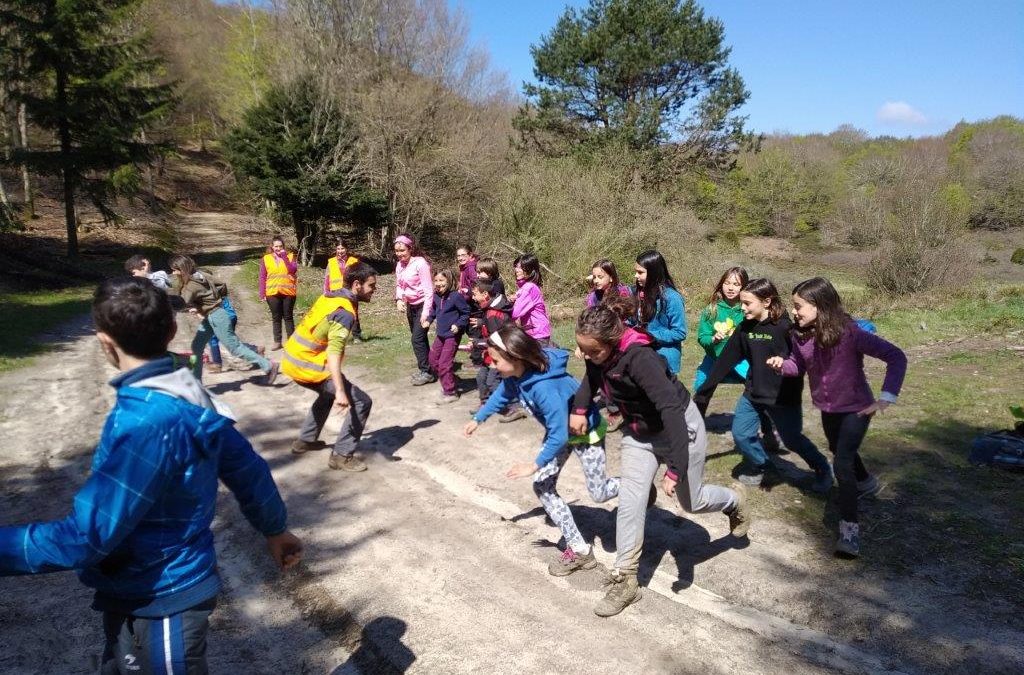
top-left (0, 277), bottom-right (302, 673)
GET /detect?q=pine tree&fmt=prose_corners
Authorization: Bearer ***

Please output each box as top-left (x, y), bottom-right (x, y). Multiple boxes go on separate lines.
top-left (514, 0), bottom-right (755, 176)
top-left (0, 0), bottom-right (175, 257)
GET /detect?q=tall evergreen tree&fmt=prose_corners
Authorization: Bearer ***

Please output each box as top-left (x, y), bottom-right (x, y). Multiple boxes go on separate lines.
top-left (514, 0), bottom-right (755, 175)
top-left (0, 0), bottom-right (174, 257)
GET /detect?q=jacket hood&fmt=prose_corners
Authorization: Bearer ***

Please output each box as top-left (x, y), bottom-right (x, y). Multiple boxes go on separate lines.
top-left (619, 327), bottom-right (652, 351)
top-left (131, 368), bottom-right (236, 421)
top-left (518, 348), bottom-right (570, 388)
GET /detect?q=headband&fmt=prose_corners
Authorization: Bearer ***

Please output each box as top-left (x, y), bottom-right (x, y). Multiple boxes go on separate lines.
top-left (488, 331), bottom-right (507, 352)
top-left (394, 235), bottom-right (413, 247)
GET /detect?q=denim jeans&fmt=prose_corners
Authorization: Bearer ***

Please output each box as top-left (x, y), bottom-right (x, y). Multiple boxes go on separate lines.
top-left (191, 306), bottom-right (271, 380)
top-left (732, 395), bottom-right (830, 475)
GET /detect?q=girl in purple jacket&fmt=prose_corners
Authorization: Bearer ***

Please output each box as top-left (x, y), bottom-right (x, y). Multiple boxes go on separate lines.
top-left (768, 277), bottom-right (907, 559)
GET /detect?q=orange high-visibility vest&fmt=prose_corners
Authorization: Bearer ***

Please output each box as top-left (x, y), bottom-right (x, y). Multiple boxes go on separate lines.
top-left (263, 252), bottom-right (297, 297)
top-left (326, 255), bottom-right (360, 292)
top-left (281, 293), bottom-right (357, 384)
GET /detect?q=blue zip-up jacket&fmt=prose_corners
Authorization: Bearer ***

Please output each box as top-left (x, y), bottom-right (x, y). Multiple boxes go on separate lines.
top-left (473, 349), bottom-right (601, 466)
top-left (0, 356), bottom-right (287, 617)
top-left (427, 289), bottom-right (471, 338)
top-left (643, 287), bottom-right (687, 375)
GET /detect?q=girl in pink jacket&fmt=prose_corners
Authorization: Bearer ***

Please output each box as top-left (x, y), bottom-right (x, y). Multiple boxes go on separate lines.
top-left (511, 254), bottom-right (553, 346)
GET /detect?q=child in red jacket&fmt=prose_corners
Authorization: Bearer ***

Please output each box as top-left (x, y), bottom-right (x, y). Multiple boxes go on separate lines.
top-left (469, 279), bottom-right (512, 410)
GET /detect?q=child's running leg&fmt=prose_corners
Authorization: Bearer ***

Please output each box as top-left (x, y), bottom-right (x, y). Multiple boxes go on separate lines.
top-left (571, 441), bottom-right (619, 503)
top-left (208, 307), bottom-right (272, 373)
top-left (674, 401), bottom-right (738, 515)
top-left (821, 411), bottom-right (872, 558)
top-left (436, 336), bottom-right (460, 396)
top-left (101, 599), bottom-right (215, 674)
top-left (765, 404), bottom-right (833, 492)
top-left (731, 395), bottom-right (771, 482)
top-left (190, 318), bottom-right (215, 380)
top-left (533, 450), bottom-right (585, 551)
top-left (208, 335), bottom-right (223, 365)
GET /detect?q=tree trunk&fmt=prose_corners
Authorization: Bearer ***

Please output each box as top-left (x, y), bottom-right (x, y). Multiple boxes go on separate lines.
top-left (17, 101), bottom-right (33, 217)
top-left (140, 127), bottom-right (156, 210)
top-left (55, 58), bottom-right (77, 258)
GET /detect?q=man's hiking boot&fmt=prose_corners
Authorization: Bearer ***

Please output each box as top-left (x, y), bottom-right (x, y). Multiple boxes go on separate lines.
top-left (499, 407), bottom-right (528, 423)
top-left (291, 439), bottom-right (328, 455)
top-left (328, 454), bottom-right (367, 472)
top-left (548, 547), bottom-right (597, 577)
top-left (205, 363), bottom-right (223, 374)
top-left (262, 361), bottom-right (279, 386)
top-left (835, 520), bottom-right (860, 558)
top-left (727, 483), bottom-right (751, 538)
top-left (857, 475), bottom-right (881, 499)
top-left (594, 570), bottom-right (641, 617)
top-left (810, 466), bottom-right (834, 494)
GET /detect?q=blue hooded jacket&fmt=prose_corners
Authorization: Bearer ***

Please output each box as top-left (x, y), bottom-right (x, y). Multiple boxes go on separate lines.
top-left (0, 356), bottom-right (287, 617)
top-left (473, 348), bottom-right (601, 466)
top-left (644, 287), bottom-right (687, 375)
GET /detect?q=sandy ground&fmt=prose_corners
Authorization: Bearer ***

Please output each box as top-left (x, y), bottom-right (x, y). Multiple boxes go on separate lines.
top-left (2, 212), bottom-right (1023, 674)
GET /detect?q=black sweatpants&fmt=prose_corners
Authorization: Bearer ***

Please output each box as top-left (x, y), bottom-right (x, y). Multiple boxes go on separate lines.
top-left (266, 294), bottom-right (296, 344)
top-left (821, 411), bottom-right (872, 522)
top-left (100, 598), bottom-right (216, 674)
top-left (405, 302), bottom-right (431, 374)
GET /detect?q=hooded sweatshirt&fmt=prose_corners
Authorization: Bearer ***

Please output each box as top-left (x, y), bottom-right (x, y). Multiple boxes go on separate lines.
top-left (573, 328), bottom-right (693, 475)
top-left (168, 270), bottom-right (225, 315)
top-left (511, 279), bottom-right (552, 340)
top-left (694, 314), bottom-right (803, 409)
top-left (427, 289), bottom-right (471, 338)
top-left (696, 299), bottom-right (745, 359)
top-left (0, 356), bottom-right (287, 618)
top-left (474, 348), bottom-right (601, 467)
top-left (637, 286), bottom-right (686, 375)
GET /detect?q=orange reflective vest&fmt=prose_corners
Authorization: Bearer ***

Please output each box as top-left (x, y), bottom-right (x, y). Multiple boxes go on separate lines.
top-left (281, 293), bottom-right (357, 384)
top-left (326, 255), bottom-right (360, 292)
top-left (263, 252), bottom-right (297, 297)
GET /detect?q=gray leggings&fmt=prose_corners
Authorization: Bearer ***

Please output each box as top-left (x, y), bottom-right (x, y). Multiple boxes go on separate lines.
top-left (614, 401), bottom-right (737, 573)
top-left (533, 442), bottom-right (619, 553)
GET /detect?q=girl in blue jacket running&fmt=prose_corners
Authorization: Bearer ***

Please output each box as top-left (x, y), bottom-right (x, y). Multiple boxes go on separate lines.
top-left (464, 324), bottom-right (619, 577)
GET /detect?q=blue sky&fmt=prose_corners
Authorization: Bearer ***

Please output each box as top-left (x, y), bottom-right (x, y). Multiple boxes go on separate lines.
top-left (452, 0), bottom-right (1024, 138)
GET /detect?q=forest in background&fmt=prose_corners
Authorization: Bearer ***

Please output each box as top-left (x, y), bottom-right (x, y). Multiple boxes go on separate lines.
top-left (1, 0), bottom-right (1022, 299)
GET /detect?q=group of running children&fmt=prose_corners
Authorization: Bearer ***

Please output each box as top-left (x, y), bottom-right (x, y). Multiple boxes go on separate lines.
top-left (0, 234), bottom-right (908, 670)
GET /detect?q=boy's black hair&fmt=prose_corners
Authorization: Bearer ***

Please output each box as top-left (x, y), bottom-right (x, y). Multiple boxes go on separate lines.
top-left (124, 254), bottom-right (148, 273)
top-left (343, 261), bottom-right (377, 287)
top-left (92, 277), bottom-right (174, 358)
top-left (472, 279), bottom-right (494, 296)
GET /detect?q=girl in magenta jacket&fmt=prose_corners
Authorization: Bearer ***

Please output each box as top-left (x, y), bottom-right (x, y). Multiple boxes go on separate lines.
top-left (768, 277), bottom-right (907, 559)
top-left (394, 234), bottom-right (435, 385)
top-left (511, 253), bottom-right (553, 346)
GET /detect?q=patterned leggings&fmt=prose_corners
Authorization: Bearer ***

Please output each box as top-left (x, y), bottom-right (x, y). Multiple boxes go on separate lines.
top-left (533, 442), bottom-right (619, 554)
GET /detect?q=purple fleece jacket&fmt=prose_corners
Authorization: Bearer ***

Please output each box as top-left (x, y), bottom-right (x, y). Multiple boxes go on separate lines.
top-left (781, 322), bottom-right (907, 413)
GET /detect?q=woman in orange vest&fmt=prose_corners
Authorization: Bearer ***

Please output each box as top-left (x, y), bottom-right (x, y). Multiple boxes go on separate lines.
top-left (259, 235), bottom-right (298, 350)
top-left (324, 239), bottom-right (363, 341)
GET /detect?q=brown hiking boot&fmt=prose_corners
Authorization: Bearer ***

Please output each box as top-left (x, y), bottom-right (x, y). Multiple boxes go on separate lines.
top-left (594, 569), bottom-right (641, 617)
top-left (205, 363), bottom-right (223, 374)
top-left (328, 454), bottom-right (367, 472)
top-left (291, 439), bottom-right (328, 455)
top-left (727, 482), bottom-right (751, 538)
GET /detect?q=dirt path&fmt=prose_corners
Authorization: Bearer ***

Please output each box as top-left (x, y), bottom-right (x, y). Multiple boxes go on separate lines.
top-left (2, 212), bottom-right (1023, 674)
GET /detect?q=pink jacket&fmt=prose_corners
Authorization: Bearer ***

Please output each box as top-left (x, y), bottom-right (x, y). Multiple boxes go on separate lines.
top-left (512, 280), bottom-right (552, 340)
top-left (395, 256), bottom-right (433, 322)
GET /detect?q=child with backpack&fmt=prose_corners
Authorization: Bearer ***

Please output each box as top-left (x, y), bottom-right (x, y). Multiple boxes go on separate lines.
top-left (768, 277), bottom-right (907, 558)
top-left (571, 305), bottom-right (749, 617)
top-left (464, 325), bottom-right (619, 577)
top-left (424, 269), bottom-right (471, 404)
top-left (694, 278), bottom-right (832, 492)
top-left (0, 277), bottom-right (301, 671)
top-left (168, 254), bottom-right (278, 385)
top-left (468, 279), bottom-right (512, 409)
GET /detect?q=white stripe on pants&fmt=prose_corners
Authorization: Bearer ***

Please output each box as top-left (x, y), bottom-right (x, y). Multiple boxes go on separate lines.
top-left (613, 400), bottom-right (737, 574)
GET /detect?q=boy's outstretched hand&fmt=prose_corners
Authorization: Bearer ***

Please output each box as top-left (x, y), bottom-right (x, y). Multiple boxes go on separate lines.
top-left (266, 531), bottom-right (303, 571)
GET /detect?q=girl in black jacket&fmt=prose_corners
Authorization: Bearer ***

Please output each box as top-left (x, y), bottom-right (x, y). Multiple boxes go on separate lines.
top-left (570, 305), bottom-right (750, 618)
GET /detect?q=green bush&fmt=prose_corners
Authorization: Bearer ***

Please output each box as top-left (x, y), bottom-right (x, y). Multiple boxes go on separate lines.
top-left (1011, 248), bottom-right (1024, 265)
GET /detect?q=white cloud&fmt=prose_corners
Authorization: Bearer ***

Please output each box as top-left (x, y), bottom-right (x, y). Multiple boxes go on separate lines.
top-left (877, 101), bottom-right (929, 126)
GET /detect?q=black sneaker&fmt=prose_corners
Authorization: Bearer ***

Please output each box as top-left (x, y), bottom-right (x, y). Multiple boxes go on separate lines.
top-left (857, 475), bottom-right (881, 499)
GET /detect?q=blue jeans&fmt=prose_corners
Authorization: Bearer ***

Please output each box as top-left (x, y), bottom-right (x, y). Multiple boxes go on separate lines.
top-left (732, 395), bottom-right (830, 474)
top-left (208, 298), bottom-right (237, 364)
top-left (192, 306), bottom-right (271, 379)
